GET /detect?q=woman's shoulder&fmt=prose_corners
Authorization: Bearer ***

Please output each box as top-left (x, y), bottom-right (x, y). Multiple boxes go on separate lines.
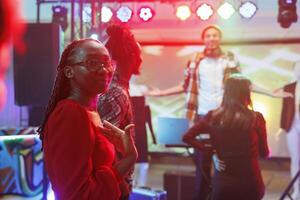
top-left (208, 107), bottom-right (223, 118)
top-left (253, 111), bottom-right (265, 120)
top-left (252, 111), bottom-right (266, 126)
top-left (51, 99), bottom-right (87, 119)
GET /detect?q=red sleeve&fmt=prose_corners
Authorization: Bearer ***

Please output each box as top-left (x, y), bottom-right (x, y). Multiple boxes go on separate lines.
top-left (45, 101), bottom-right (120, 200)
top-left (255, 112), bottom-right (269, 158)
top-left (182, 112), bottom-right (211, 149)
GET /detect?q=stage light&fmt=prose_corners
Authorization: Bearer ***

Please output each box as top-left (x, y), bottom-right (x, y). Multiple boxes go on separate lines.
top-left (88, 28), bottom-right (99, 40)
top-left (217, 2), bottom-right (235, 20)
top-left (90, 33), bottom-right (99, 40)
top-left (239, 1), bottom-right (257, 19)
top-left (175, 5), bottom-right (192, 21)
top-left (116, 6), bottom-right (133, 23)
top-left (52, 5), bottom-right (68, 31)
top-left (82, 6), bottom-right (92, 23)
top-left (101, 6), bottom-right (113, 23)
top-left (138, 6), bottom-right (155, 22)
top-left (196, 3), bottom-right (214, 20)
top-left (278, 0), bottom-right (298, 28)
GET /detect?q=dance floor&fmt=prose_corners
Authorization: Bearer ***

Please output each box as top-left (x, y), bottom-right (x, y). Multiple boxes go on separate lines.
top-left (143, 154), bottom-right (292, 200)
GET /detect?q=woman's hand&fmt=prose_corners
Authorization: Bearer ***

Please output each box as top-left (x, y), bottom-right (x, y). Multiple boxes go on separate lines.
top-left (101, 120), bottom-right (137, 157)
top-left (212, 153), bottom-right (226, 172)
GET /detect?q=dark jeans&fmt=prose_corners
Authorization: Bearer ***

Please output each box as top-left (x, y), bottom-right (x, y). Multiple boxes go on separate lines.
top-left (119, 195), bottom-right (129, 200)
top-left (193, 115), bottom-right (213, 200)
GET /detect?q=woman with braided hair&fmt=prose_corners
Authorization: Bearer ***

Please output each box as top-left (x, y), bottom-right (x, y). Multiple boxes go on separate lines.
top-left (97, 23), bottom-right (142, 200)
top-left (38, 38), bottom-right (138, 200)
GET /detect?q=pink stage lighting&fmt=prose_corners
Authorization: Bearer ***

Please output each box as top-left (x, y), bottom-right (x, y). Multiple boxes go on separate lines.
top-left (138, 6), bottom-right (155, 22)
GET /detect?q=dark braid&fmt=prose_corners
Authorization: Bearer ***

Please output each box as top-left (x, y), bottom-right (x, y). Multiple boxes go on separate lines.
top-left (37, 38), bottom-right (101, 146)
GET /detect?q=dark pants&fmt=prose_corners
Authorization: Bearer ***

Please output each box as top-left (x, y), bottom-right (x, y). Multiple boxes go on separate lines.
top-left (119, 195), bottom-right (129, 200)
top-left (194, 148), bottom-right (213, 200)
top-left (193, 115), bottom-right (213, 200)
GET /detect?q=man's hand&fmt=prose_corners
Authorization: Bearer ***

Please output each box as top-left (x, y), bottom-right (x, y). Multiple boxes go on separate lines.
top-left (101, 120), bottom-right (136, 156)
top-left (272, 88), bottom-right (293, 98)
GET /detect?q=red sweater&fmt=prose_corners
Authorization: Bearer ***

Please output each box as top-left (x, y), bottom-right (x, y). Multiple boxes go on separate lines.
top-left (43, 99), bottom-right (121, 200)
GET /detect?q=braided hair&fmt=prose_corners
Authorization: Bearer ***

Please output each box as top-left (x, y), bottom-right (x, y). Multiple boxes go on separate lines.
top-left (105, 23), bottom-right (141, 73)
top-left (37, 38), bottom-right (101, 145)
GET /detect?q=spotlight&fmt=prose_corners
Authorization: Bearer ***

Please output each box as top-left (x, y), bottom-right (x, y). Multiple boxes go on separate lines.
top-left (196, 3), bottom-right (214, 21)
top-left (116, 6), bottom-right (133, 23)
top-left (239, 1), bottom-right (257, 19)
top-left (217, 2), bottom-right (235, 20)
top-left (101, 6), bottom-right (113, 23)
top-left (88, 28), bottom-right (99, 40)
top-left (138, 6), bottom-right (155, 22)
top-left (176, 5), bottom-right (192, 21)
top-left (52, 5), bottom-right (68, 31)
top-left (278, 0), bottom-right (298, 28)
top-left (82, 6), bottom-right (92, 23)
top-left (90, 33), bottom-right (99, 40)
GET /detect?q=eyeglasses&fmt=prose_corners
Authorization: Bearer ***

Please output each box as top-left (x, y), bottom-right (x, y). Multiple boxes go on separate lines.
top-left (70, 59), bottom-right (116, 72)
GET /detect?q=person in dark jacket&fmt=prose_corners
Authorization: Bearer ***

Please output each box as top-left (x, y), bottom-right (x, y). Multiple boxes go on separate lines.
top-left (183, 75), bottom-right (269, 200)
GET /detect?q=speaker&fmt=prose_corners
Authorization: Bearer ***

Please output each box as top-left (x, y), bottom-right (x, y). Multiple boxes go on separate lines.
top-left (13, 23), bottom-right (61, 106)
top-left (163, 171), bottom-right (196, 200)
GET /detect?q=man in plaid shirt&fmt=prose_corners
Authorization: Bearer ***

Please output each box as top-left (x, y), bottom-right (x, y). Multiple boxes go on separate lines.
top-left (147, 25), bottom-right (287, 200)
top-left (147, 25), bottom-right (240, 199)
top-left (98, 23), bottom-right (142, 200)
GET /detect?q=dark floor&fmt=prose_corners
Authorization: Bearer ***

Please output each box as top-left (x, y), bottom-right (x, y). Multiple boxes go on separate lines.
top-left (140, 153), bottom-right (294, 200)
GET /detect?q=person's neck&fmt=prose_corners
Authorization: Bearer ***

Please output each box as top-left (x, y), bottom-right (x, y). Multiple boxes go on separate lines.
top-left (115, 68), bottom-right (132, 83)
top-left (113, 70), bottom-right (132, 89)
top-left (204, 47), bottom-right (222, 58)
top-left (68, 89), bottom-right (98, 111)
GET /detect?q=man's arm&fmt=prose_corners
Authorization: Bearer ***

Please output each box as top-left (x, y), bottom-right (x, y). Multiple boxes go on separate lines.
top-left (252, 84), bottom-right (293, 98)
top-left (226, 51), bottom-right (292, 98)
top-left (145, 58), bottom-right (196, 97)
top-left (145, 84), bottom-right (184, 97)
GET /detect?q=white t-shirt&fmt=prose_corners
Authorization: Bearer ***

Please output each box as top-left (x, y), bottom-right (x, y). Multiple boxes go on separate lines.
top-left (295, 81), bottom-right (300, 119)
top-left (197, 57), bottom-right (237, 115)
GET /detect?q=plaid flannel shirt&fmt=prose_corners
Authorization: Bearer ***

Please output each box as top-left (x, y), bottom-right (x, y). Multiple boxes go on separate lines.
top-left (97, 75), bottom-right (135, 192)
top-left (182, 50), bottom-right (240, 121)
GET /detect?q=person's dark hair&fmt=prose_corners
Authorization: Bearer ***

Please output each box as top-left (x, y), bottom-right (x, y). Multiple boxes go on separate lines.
top-left (211, 75), bottom-right (255, 131)
top-left (37, 38), bottom-right (101, 144)
top-left (105, 23), bottom-right (141, 74)
top-left (201, 25), bottom-right (222, 40)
